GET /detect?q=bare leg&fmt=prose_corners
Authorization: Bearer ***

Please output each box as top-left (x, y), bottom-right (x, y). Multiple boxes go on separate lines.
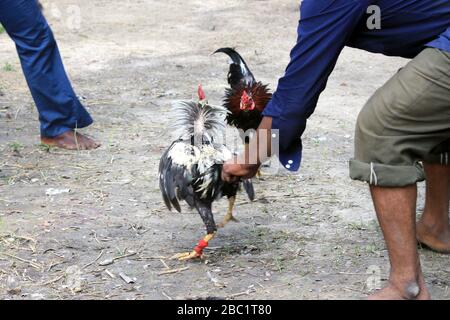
top-left (368, 185), bottom-right (430, 300)
top-left (417, 163), bottom-right (450, 253)
top-left (41, 130), bottom-right (100, 150)
top-left (217, 196), bottom-right (238, 228)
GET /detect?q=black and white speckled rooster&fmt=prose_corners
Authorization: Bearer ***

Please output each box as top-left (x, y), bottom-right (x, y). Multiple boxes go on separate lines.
top-left (159, 86), bottom-right (254, 260)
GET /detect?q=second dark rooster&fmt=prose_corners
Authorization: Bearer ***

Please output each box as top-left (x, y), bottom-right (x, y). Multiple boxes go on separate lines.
top-left (214, 48), bottom-right (272, 137)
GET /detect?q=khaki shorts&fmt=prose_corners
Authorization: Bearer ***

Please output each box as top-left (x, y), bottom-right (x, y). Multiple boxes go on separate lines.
top-left (350, 48), bottom-right (450, 187)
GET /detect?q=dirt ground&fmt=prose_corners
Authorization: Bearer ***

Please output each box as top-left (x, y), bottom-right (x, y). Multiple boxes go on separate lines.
top-left (0, 0), bottom-right (449, 300)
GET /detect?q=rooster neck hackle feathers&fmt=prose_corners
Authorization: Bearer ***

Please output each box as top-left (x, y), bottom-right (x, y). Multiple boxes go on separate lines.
top-left (171, 100), bottom-right (229, 141)
top-left (223, 83), bottom-right (272, 130)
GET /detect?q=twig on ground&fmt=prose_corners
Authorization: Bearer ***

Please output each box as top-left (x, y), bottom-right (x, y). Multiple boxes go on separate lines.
top-left (162, 291), bottom-right (173, 300)
top-left (98, 251), bottom-right (136, 266)
top-left (158, 267), bottom-right (189, 276)
top-left (227, 288), bottom-right (256, 299)
top-left (342, 286), bottom-right (367, 294)
top-left (1, 253), bottom-right (42, 270)
top-left (160, 259), bottom-right (170, 270)
top-left (47, 261), bottom-right (66, 272)
top-left (105, 269), bottom-right (115, 279)
top-left (42, 274), bottom-right (64, 286)
top-left (138, 255), bottom-right (168, 260)
top-left (82, 250), bottom-right (104, 270)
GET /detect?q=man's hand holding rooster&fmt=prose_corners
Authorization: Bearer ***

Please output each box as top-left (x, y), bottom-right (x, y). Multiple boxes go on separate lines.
top-left (222, 117), bottom-right (272, 183)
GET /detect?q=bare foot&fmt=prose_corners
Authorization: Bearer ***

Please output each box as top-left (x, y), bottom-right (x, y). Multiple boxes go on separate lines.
top-left (41, 130), bottom-right (100, 150)
top-left (417, 220), bottom-right (450, 254)
top-left (368, 278), bottom-right (430, 300)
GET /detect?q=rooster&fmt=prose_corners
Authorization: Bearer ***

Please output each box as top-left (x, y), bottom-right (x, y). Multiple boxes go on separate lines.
top-left (214, 48), bottom-right (272, 178)
top-left (159, 86), bottom-right (254, 260)
top-left (213, 48), bottom-right (272, 140)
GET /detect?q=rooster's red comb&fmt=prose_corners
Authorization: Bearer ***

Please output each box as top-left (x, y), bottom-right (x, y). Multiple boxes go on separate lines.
top-left (198, 84), bottom-right (206, 101)
top-left (241, 90), bottom-right (250, 102)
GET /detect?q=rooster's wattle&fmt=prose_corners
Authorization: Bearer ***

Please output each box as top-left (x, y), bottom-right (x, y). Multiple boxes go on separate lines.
top-left (158, 86), bottom-right (254, 260)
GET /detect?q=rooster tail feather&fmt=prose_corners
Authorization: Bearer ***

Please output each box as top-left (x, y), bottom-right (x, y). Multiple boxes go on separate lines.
top-left (214, 47), bottom-right (255, 88)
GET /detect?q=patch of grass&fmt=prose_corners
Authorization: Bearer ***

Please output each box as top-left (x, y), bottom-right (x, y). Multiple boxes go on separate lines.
top-left (3, 62), bottom-right (14, 72)
top-left (273, 256), bottom-right (286, 272)
top-left (38, 143), bottom-right (56, 153)
top-left (348, 221), bottom-right (367, 231)
top-left (8, 142), bottom-right (24, 153)
top-left (353, 242), bottom-right (384, 258)
top-left (364, 244), bottom-right (380, 255)
top-left (0, 24), bottom-right (5, 34)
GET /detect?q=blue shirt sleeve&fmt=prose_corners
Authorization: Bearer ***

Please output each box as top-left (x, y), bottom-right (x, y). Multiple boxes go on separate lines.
top-left (427, 27), bottom-right (450, 53)
top-left (263, 0), bottom-right (368, 171)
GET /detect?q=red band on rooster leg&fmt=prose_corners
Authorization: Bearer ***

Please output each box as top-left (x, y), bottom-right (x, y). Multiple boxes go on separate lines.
top-left (194, 239), bottom-right (209, 255)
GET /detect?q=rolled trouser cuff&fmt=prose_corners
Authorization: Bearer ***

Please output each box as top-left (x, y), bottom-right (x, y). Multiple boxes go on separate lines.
top-left (349, 159), bottom-right (425, 187)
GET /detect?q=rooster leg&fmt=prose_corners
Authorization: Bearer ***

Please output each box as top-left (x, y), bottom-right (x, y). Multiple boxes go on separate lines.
top-left (172, 199), bottom-right (217, 261)
top-left (171, 233), bottom-right (216, 260)
top-left (217, 196), bottom-right (238, 228)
